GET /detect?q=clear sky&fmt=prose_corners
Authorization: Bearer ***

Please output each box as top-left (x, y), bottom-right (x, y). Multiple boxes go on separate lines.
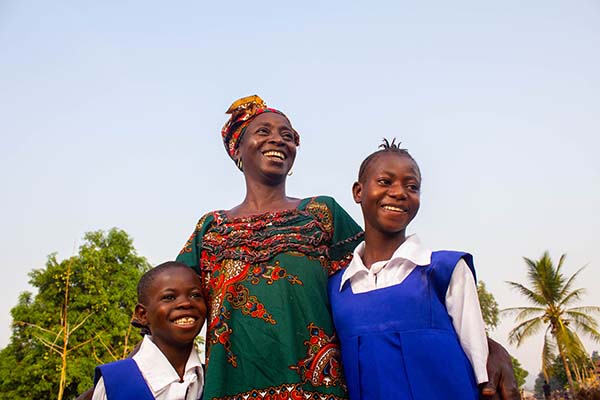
top-left (1, 0), bottom-right (599, 389)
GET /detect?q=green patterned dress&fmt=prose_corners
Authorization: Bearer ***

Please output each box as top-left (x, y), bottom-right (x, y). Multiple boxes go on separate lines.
top-left (176, 196), bottom-right (363, 400)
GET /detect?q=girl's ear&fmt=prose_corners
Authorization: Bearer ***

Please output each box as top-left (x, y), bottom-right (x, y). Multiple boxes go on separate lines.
top-left (352, 181), bottom-right (362, 204)
top-left (134, 304), bottom-right (148, 327)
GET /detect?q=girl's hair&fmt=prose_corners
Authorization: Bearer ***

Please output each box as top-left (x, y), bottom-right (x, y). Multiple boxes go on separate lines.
top-left (357, 138), bottom-right (421, 182)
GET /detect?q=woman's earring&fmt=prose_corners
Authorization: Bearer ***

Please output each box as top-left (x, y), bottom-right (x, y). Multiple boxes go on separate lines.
top-left (287, 166), bottom-right (294, 176)
top-left (236, 158), bottom-right (243, 171)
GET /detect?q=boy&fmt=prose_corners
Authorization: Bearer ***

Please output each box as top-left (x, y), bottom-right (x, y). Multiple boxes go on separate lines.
top-left (93, 261), bottom-right (206, 400)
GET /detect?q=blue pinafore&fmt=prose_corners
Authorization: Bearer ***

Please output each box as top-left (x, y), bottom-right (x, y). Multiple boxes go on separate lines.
top-left (328, 251), bottom-right (478, 400)
top-left (94, 359), bottom-right (155, 400)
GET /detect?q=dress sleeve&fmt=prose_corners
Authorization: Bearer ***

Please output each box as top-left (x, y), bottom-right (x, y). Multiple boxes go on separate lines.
top-left (445, 259), bottom-right (489, 384)
top-left (325, 197), bottom-right (364, 274)
top-left (175, 212), bottom-right (214, 275)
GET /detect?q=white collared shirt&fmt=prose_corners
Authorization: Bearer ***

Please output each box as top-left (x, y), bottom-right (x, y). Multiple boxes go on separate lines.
top-left (92, 335), bottom-right (204, 400)
top-left (339, 234), bottom-right (489, 384)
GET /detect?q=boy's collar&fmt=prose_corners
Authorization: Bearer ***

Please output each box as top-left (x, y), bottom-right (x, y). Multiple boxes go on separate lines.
top-left (134, 335), bottom-right (202, 392)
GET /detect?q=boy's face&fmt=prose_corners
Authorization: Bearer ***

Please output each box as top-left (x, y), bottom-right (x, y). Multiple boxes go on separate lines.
top-left (353, 152), bottom-right (421, 237)
top-left (135, 267), bottom-right (206, 352)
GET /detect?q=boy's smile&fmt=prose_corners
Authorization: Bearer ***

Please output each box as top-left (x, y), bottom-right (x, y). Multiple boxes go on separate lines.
top-left (136, 267), bottom-right (206, 352)
top-left (353, 152), bottom-right (421, 238)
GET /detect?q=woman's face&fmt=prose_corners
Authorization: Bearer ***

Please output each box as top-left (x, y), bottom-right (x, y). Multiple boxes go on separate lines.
top-left (235, 112), bottom-right (297, 182)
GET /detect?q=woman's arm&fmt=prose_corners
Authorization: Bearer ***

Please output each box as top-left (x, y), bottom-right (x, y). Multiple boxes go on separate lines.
top-left (479, 337), bottom-right (521, 400)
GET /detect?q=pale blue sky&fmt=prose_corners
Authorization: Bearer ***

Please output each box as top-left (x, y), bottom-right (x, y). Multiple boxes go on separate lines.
top-left (1, 0), bottom-right (599, 389)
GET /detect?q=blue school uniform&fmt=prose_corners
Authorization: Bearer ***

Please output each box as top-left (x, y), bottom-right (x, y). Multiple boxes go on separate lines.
top-left (328, 250), bottom-right (478, 400)
top-left (94, 359), bottom-right (155, 400)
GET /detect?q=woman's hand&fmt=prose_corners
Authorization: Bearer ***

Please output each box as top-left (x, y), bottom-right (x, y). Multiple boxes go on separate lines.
top-left (479, 337), bottom-right (521, 400)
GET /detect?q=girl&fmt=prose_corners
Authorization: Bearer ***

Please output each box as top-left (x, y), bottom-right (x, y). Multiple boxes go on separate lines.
top-left (328, 139), bottom-right (488, 399)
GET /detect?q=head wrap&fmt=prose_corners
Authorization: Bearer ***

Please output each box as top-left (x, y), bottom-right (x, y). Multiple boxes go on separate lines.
top-left (221, 95), bottom-right (300, 160)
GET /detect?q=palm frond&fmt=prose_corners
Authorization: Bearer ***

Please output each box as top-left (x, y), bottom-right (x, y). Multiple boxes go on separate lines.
top-left (542, 329), bottom-right (556, 375)
top-left (565, 310), bottom-right (600, 325)
top-left (562, 329), bottom-right (589, 364)
top-left (566, 306), bottom-right (600, 315)
top-left (567, 318), bottom-right (600, 343)
top-left (501, 306), bottom-right (545, 321)
top-left (559, 265), bottom-right (587, 304)
top-left (505, 281), bottom-right (546, 305)
top-left (507, 316), bottom-right (545, 346)
top-left (556, 253), bottom-right (567, 272)
top-left (558, 287), bottom-right (586, 308)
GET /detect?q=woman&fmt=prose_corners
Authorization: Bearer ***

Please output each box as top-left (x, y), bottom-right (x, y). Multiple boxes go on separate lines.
top-left (176, 95), bottom-right (362, 399)
top-left (175, 95), bottom-right (519, 400)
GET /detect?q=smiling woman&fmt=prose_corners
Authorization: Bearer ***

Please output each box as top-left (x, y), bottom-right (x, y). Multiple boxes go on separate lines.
top-left (175, 95), bottom-right (364, 400)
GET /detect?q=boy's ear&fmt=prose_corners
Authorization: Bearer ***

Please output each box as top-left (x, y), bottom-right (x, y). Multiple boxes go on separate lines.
top-left (134, 303), bottom-right (149, 327)
top-left (352, 181), bottom-right (362, 204)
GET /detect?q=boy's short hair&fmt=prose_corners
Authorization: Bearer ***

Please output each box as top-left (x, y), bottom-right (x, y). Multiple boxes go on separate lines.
top-left (136, 261), bottom-right (195, 305)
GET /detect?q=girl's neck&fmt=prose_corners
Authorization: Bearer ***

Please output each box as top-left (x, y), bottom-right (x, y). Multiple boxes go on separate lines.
top-left (362, 230), bottom-right (407, 269)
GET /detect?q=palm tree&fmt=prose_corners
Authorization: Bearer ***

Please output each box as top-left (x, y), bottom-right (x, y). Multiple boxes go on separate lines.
top-left (503, 251), bottom-right (600, 397)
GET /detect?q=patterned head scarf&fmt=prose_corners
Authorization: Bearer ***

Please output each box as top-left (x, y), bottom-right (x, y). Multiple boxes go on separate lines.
top-left (221, 95), bottom-right (300, 161)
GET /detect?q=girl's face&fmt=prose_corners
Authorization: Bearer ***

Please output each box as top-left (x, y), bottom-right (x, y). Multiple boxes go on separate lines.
top-left (353, 152), bottom-right (421, 237)
top-left (235, 112), bottom-right (297, 183)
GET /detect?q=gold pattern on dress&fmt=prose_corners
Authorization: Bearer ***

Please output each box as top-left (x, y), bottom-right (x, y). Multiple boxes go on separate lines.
top-left (305, 200), bottom-right (333, 235)
top-left (248, 260), bottom-right (303, 286)
top-left (224, 283), bottom-right (276, 324)
top-left (222, 259), bottom-right (246, 281)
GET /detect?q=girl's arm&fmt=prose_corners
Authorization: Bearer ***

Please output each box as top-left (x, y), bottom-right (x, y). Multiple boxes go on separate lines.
top-left (445, 259), bottom-right (489, 384)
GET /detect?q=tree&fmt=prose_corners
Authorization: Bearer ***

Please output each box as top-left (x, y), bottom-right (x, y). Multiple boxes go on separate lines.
top-left (511, 356), bottom-right (529, 389)
top-left (503, 251), bottom-right (600, 398)
top-left (477, 281), bottom-right (500, 332)
top-left (0, 228), bottom-right (150, 399)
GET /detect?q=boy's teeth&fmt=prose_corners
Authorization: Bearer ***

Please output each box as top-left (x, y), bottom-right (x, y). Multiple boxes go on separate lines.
top-left (174, 317), bottom-right (196, 325)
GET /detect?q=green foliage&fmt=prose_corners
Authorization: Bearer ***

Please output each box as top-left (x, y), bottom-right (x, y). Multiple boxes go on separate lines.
top-left (477, 281), bottom-right (500, 332)
top-left (503, 251), bottom-right (600, 396)
top-left (511, 356), bottom-right (529, 388)
top-left (0, 228), bottom-right (150, 399)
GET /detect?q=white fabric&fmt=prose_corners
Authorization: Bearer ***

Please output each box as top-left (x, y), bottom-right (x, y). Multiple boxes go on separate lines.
top-left (92, 335), bottom-right (204, 400)
top-left (339, 234), bottom-right (489, 384)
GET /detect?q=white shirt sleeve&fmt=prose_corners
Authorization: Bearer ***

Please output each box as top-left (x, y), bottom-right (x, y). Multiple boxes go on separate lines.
top-left (91, 377), bottom-right (107, 400)
top-left (445, 259), bottom-right (489, 384)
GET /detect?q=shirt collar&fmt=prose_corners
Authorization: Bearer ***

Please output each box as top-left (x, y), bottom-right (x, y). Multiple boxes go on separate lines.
top-left (133, 335), bottom-right (203, 393)
top-left (339, 234), bottom-right (431, 291)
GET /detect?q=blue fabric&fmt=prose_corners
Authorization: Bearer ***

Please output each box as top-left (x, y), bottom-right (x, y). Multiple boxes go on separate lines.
top-left (94, 358), bottom-right (155, 400)
top-left (328, 250), bottom-right (478, 400)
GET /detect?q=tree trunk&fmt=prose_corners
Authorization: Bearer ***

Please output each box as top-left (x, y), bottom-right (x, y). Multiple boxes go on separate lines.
top-left (558, 344), bottom-right (576, 399)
